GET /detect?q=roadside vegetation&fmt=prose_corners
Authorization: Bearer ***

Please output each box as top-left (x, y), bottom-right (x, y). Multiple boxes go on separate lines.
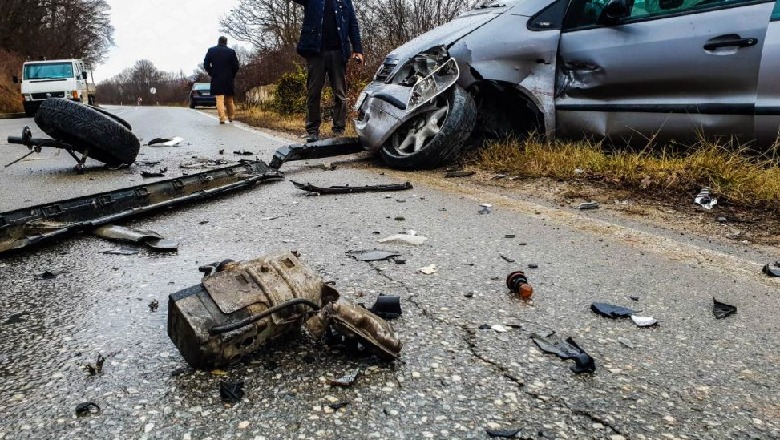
top-left (475, 137), bottom-right (780, 212)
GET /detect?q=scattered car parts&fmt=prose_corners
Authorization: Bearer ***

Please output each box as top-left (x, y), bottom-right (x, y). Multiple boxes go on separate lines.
top-left (591, 302), bottom-right (636, 319)
top-left (92, 225), bottom-right (178, 252)
top-left (530, 332), bottom-right (596, 374)
top-left (0, 161), bottom-right (282, 256)
top-left (713, 298), bottom-right (737, 319)
top-left (368, 294), bottom-right (402, 320)
top-left (347, 249), bottom-right (401, 262)
top-left (167, 251), bottom-right (401, 369)
top-left (269, 137), bottom-right (364, 169)
top-left (506, 271), bottom-right (533, 300)
top-left (694, 187), bottom-right (718, 210)
top-left (292, 180), bottom-right (413, 195)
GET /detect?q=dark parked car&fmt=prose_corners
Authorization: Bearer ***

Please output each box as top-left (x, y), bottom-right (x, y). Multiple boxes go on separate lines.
top-left (189, 83), bottom-right (216, 108)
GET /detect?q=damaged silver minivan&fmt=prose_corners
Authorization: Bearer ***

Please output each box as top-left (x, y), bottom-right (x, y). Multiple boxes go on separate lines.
top-left (355, 0), bottom-right (780, 169)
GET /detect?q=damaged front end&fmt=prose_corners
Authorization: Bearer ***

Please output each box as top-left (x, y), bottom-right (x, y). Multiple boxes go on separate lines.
top-left (355, 47), bottom-right (460, 153)
top-left (168, 251), bottom-right (402, 369)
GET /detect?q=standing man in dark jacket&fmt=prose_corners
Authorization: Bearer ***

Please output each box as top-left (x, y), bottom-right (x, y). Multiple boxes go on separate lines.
top-left (204, 36), bottom-right (240, 124)
top-left (293, 0), bottom-right (363, 143)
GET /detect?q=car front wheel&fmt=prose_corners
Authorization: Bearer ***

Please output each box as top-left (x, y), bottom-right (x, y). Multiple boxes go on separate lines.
top-left (379, 84), bottom-right (476, 170)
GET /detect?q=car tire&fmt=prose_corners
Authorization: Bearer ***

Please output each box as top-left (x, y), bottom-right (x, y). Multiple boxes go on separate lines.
top-left (87, 104), bottom-right (132, 131)
top-left (380, 85), bottom-right (476, 170)
top-left (23, 102), bottom-right (37, 117)
top-left (34, 98), bottom-right (140, 166)
top-left (189, 103), bottom-right (196, 109)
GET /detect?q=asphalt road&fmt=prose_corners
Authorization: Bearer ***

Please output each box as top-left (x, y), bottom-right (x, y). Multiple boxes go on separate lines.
top-left (0, 106), bottom-right (779, 440)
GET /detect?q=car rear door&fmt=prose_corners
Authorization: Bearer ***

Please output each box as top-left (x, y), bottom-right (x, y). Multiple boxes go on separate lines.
top-left (555, 0), bottom-right (774, 145)
top-left (756, 0), bottom-right (780, 146)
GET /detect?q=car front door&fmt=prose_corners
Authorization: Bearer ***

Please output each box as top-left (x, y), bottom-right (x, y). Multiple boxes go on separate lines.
top-left (756, 0), bottom-right (780, 146)
top-left (555, 0), bottom-right (774, 145)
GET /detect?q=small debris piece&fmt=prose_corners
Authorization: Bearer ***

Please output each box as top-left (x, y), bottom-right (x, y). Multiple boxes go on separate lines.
top-left (486, 428), bottom-right (521, 438)
top-left (694, 187), bottom-right (717, 209)
top-left (394, 216), bottom-right (405, 221)
top-left (329, 401), bottom-right (350, 410)
top-left (464, 292), bottom-right (474, 298)
top-left (233, 150), bottom-right (254, 156)
top-left (506, 271), bottom-right (533, 300)
top-left (39, 271), bottom-right (57, 280)
top-left (378, 232), bottom-right (428, 246)
top-left (393, 258), bottom-right (406, 264)
top-left (85, 354), bottom-right (106, 375)
top-left (347, 249), bottom-right (401, 262)
top-left (418, 264), bottom-right (437, 275)
top-left (148, 136), bottom-right (183, 147)
top-left (479, 203), bottom-right (492, 214)
top-left (141, 167), bottom-right (168, 178)
top-left (292, 180), bottom-right (413, 195)
top-left (93, 225), bottom-right (178, 252)
top-left (102, 247), bottom-right (140, 256)
top-left (505, 234), bottom-right (515, 239)
top-left (762, 264), bottom-right (780, 277)
top-left (75, 402), bottom-right (101, 417)
top-left (220, 380), bottom-right (245, 403)
top-left (3, 312), bottom-right (28, 325)
top-left (631, 315), bottom-right (658, 327)
top-left (500, 255), bottom-right (515, 263)
top-left (218, 149), bottom-right (225, 155)
top-left (629, 296), bottom-right (640, 301)
top-left (491, 325), bottom-right (508, 333)
top-left (717, 216), bottom-right (728, 223)
top-left (444, 170), bottom-right (475, 178)
top-left (478, 324), bottom-right (491, 330)
top-left (491, 174), bottom-right (507, 180)
top-left (618, 337), bottom-right (634, 349)
top-left (591, 302), bottom-right (636, 319)
top-left (713, 298), bottom-right (737, 319)
top-left (320, 162), bottom-right (337, 171)
top-left (148, 299), bottom-right (159, 312)
top-left (527, 263), bottom-right (539, 269)
top-left (579, 202), bottom-right (600, 210)
top-left (328, 370), bottom-right (360, 387)
top-left (531, 332), bottom-right (596, 374)
top-left (368, 294), bottom-right (402, 320)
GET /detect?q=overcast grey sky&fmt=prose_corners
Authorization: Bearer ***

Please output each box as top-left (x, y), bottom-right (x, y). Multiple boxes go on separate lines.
top-left (95, 0), bottom-right (245, 82)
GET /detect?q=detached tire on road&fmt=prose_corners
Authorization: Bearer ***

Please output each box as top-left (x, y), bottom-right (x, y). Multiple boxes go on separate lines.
top-left (380, 85), bottom-right (476, 170)
top-left (34, 98), bottom-right (140, 165)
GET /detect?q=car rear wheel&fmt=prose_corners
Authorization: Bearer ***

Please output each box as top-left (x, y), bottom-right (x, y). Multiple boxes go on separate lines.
top-left (380, 85), bottom-right (476, 170)
top-left (34, 98), bottom-right (140, 166)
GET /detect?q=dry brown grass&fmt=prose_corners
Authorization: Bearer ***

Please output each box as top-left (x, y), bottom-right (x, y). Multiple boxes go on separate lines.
top-left (0, 49), bottom-right (23, 113)
top-left (475, 137), bottom-right (780, 211)
top-left (235, 106), bottom-right (357, 138)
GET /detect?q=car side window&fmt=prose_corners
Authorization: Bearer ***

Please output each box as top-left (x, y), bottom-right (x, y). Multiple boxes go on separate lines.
top-left (564, 0), bottom-right (761, 30)
top-left (772, 0), bottom-right (780, 19)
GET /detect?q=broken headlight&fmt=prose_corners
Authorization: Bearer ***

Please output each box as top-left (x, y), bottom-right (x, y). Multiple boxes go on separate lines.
top-left (387, 46), bottom-right (449, 87)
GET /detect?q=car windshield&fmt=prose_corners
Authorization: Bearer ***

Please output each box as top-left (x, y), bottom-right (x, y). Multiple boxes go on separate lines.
top-left (193, 83), bottom-right (210, 91)
top-left (23, 62), bottom-right (74, 80)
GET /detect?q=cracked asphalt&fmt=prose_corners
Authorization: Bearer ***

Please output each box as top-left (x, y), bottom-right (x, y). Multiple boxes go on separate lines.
top-left (1, 106), bottom-right (779, 439)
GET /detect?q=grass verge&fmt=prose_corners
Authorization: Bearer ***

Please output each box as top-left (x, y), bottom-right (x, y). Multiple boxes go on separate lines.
top-left (235, 106), bottom-right (357, 138)
top-left (474, 137), bottom-right (780, 212)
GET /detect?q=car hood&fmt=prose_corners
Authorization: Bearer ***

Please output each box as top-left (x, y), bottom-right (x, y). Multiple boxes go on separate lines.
top-left (383, 4), bottom-right (514, 71)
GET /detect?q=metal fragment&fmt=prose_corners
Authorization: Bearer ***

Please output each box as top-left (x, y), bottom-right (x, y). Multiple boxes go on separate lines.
top-left (269, 137), bottom-right (364, 169)
top-left (292, 180), bottom-right (412, 195)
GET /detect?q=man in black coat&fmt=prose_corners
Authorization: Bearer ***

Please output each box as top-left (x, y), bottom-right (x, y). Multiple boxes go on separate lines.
top-left (204, 36), bottom-right (240, 124)
top-left (293, 0), bottom-right (363, 143)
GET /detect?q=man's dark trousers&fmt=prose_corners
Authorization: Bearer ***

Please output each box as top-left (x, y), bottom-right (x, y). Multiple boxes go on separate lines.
top-left (306, 50), bottom-right (347, 136)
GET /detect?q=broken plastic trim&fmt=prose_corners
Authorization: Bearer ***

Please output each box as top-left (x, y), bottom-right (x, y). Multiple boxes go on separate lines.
top-left (269, 138), bottom-right (364, 169)
top-left (0, 161), bottom-right (282, 255)
top-left (292, 181), bottom-right (413, 195)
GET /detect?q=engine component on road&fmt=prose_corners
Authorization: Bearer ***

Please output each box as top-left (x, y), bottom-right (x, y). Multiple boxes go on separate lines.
top-left (0, 161), bottom-right (282, 256)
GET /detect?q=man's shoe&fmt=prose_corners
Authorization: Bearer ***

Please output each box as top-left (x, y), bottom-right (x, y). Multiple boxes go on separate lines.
top-left (305, 133), bottom-right (319, 143)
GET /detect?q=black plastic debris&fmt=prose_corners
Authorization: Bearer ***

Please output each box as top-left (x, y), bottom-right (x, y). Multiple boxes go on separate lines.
top-left (39, 271), bottom-right (57, 280)
top-left (328, 369), bottom-right (360, 387)
top-left (527, 263), bottom-right (539, 269)
top-left (233, 150), bottom-right (254, 156)
top-left (75, 402), bottom-right (101, 417)
top-left (591, 302), bottom-right (635, 319)
top-left (486, 428), bottom-right (521, 438)
top-left (147, 137), bottom-right (182, 147)
top-left (369, 294), bottom-right (402, 320)
top-left (219, 380), bottom-right (245, 403)
top-left (762, 264), bottom-right (780, 277)
top-left (329, 401), bottom-right (350, 410)
top-left (629, 296), bottom-right (640, 301)
top-left (444, 170), bottom-right (475, 178)
top-left (347, 249), bottom-right (401, 262)
top-left (500, 255), bottom-right (515, 263)
top-left (478, 324), bottom-right (491, 330)
top-left (269, 137), bottom-right (363, 169)
top-left (85, 354), bottom-right (105, 376)
top-left (141, 168), bottom-right (167, 178)
top-left (102, 247), bottom-right (140, 256)
top-left (531, 332), bottom-right (596, 374)
top-left (713, 298), bottom-right (737, 319)
top-left (292, 180), bottom-right (413, 195)
top-left (3, 312), bottom-right (28, 325)
top-left (148, 299), bottom-right (159, 312)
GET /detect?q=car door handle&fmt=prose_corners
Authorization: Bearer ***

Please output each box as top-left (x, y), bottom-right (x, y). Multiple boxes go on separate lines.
top-left (704, 34), bottom-right (758, 51)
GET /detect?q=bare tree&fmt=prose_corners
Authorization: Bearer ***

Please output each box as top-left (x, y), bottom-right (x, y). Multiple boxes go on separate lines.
top-left (220, 0), bottom-right (302, 51)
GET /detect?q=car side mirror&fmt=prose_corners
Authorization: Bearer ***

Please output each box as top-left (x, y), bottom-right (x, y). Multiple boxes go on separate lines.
top-left (600, 0), bottom-right (630, 24)
top-left (12, 75), bottom-right (19, 84)
top-left (82, 71), bottom-right (88, 80)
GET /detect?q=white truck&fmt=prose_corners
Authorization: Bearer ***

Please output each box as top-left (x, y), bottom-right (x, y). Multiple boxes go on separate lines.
top-left (14, 59), bottom-right (96, 116)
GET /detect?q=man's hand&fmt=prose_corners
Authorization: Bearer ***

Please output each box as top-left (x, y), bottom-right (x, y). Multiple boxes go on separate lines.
top-left (352, 52), bottom-right (364, 64)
